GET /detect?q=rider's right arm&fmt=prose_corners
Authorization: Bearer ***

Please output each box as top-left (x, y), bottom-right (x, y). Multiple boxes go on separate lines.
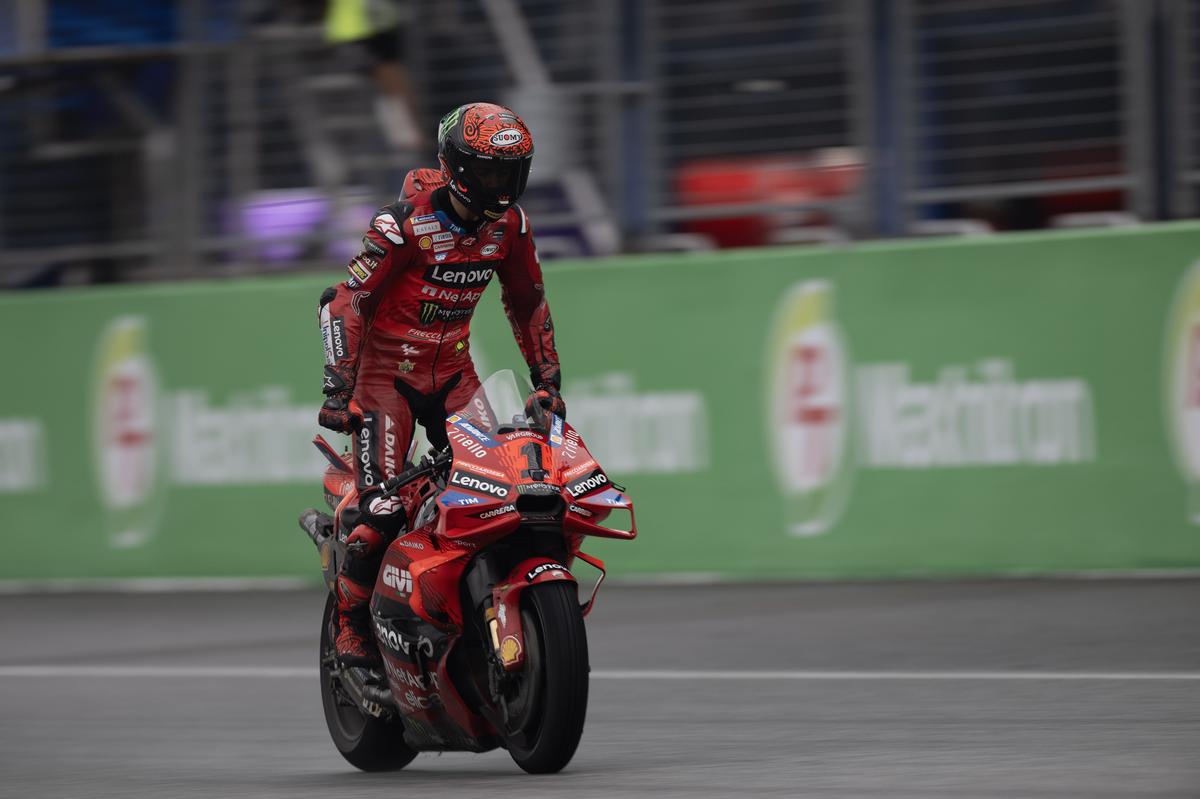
top-left (318, 201), bottom-right (416, 378)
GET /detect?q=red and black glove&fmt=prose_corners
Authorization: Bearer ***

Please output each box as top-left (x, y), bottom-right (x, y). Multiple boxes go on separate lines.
top-left (525, 363), bottom-right (565, 423)
top-left (319, 364), bottom-right (361, 433)
top-left (525, 383), bottom-right (566, 423)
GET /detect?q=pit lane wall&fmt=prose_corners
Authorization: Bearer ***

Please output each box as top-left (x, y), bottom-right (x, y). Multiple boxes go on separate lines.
top-left (3, 223), bottom-right (1200, 580)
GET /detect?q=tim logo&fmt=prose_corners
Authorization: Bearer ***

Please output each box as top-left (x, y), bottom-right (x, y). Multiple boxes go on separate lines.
top-left (383, 565), bottom-right (412, 595)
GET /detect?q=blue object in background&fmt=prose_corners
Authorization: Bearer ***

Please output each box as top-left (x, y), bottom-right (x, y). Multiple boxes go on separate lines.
top-left (0, 5), bottom-right (17, 53)
top-left (48, 0), bottom-right (178, 48)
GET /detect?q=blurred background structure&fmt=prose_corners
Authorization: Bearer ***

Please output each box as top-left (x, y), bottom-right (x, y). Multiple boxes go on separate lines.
top-left (2, 8), bottom-right (1198, 793)
top-left (2, 0), bottom-right (1200, 286)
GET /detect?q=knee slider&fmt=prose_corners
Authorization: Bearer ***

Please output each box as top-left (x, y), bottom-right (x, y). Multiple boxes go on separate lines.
top-left (343, 523), bottom-right (387, 583)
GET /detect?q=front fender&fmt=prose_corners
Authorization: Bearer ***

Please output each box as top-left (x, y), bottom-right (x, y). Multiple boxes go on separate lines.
top-left (490, 557), bottom-right (575, 672)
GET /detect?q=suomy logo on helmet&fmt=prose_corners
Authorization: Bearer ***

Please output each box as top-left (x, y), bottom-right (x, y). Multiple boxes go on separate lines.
top-left (489, 129), bottom-right (524, 148)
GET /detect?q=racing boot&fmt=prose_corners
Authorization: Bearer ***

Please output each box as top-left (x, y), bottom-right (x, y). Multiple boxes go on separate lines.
top-left (334, 574), bottom-right (379, 666)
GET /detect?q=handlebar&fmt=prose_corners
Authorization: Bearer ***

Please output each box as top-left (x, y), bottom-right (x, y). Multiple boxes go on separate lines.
top-left (379, 448), bottom-right (453, 497)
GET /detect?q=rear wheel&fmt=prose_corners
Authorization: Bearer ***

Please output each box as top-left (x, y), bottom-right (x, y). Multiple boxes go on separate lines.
top-left (318, 594), bottom-right (417, 771)
top-left (500, 582), bottom-right (590, 774)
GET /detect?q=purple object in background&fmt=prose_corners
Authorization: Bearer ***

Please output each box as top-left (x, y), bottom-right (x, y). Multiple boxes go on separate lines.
top-left (232, 189), bottom-right (375, 264)
top-left (328, 197), bottom-right (377, 262)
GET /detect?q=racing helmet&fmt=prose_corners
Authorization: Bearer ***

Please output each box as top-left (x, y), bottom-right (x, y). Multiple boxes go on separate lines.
top-left (437, 102), bottom-right (534, 220)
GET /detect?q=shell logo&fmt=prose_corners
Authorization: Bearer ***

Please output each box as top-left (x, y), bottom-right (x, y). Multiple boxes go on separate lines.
top-left (499, 634), bottom-right (522, 665)
top-left (1165, 260), bottom-right (1200, 522)
top-left (91, 316), bottom-right (163, 548)
top-left (767, 281), bottom-right (854, 536)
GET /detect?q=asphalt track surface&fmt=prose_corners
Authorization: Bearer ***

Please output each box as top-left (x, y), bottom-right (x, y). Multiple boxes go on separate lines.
top-left (1, 579), bottom-right (1198, 798)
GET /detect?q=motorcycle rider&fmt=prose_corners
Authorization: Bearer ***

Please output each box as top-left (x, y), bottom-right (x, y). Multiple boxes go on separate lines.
top-left (317, 102), bottom-right (565, 665)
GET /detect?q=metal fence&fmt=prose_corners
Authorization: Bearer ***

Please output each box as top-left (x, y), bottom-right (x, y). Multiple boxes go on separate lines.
top-left (1176, 0), bottom-right (1200, 217)
top-left (0, 0), bottom-right (1195, 286)
top-left (895, 0), bottom-right (1147, 226)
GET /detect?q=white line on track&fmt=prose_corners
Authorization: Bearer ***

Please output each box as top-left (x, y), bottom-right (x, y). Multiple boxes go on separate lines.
top-left (593, 669), bottom-right (1200, 681)
top-left (2, 569), bottom-right (1199, 594)
top-left (0, 577), bottom-right (315, 594)
top-left (0, 666), bottom-right (1197, 681)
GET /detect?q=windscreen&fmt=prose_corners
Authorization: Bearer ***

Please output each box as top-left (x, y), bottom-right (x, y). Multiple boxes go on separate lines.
top-left (452, 370), bottom-right (533, 434)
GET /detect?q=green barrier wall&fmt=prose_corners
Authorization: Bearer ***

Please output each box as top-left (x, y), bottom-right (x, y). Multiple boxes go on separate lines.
top-left (3, 223), bottom-right (1200, 580)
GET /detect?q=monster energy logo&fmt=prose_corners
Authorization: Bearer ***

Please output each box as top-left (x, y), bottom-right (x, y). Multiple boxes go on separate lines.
top-left (418, 301), bottom-right (472, 326)
top-left (438, 107), bottom-right (463, 143)
top-left (420, 302), bottom-right (439, 325)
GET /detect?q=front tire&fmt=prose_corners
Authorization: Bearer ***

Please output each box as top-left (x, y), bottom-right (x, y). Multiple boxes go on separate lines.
top-left (318, 593), bottom-right (417, 771)
top-left (502, 581), bottom-right (590, 774)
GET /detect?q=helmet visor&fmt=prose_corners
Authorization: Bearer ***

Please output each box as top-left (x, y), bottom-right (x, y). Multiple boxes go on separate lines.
top-left (464, 156), bottom-right (525, 202)
top-left (472, 160), bottom-right (518, 193)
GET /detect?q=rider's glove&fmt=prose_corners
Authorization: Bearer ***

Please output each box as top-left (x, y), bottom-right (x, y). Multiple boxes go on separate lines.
top-left (526, 363), bottom-right (565, 423)
top-left (530, 363), bottom-right (561, 392)
top-left (318, 364), bottom-right (361, 433)
top-left (525, 384), bottom-right (566, 422)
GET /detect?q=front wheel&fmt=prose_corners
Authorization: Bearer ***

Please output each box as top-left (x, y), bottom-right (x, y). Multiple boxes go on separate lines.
top-left (500, 581), bottom-right (590, 774)
top-left (318, 594), bottom-right (417, 771)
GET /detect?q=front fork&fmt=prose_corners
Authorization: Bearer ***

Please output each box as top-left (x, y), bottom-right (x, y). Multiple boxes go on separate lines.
top-left (463, 548), bottom-right (606, 674)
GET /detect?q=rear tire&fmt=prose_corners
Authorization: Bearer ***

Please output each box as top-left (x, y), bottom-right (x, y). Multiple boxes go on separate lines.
top-left (502, 581), bottom-right (590, 774)
top-left (318, 594), bottom-right (417, 771)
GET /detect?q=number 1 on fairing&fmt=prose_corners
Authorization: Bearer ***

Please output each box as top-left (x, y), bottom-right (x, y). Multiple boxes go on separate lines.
top-left (520, 441), bottom-right (546, 480)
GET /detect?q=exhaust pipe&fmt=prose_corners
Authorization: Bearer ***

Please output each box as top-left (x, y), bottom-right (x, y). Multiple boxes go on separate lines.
top-left (298, 508), bottom-right (333, 547)
top-left (340, 666), bottom-right (396, 719)
top-left (298, 509), bottom-right (338, 591)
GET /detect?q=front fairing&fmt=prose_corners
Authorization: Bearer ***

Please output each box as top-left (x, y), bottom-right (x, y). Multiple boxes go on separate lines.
top-left (435, 370), bottom-right (635, 542)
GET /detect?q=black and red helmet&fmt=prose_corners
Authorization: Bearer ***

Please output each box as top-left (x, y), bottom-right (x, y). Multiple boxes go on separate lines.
top-left (437, 102), bottom-right (534, 221)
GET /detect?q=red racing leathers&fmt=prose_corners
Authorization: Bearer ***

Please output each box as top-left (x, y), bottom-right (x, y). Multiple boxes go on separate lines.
top-left (317, 169), bottom-right (559, 661)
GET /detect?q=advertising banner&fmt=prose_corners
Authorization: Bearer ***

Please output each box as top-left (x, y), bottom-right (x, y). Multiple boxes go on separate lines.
top-left (2, 223), bottom-right (1200, 580)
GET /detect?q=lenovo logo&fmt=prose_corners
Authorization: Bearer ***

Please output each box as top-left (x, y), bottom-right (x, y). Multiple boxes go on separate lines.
top-left (449, 469), bottom-right (511, 499)
top-left (424, 264), bottom-right (495, 288)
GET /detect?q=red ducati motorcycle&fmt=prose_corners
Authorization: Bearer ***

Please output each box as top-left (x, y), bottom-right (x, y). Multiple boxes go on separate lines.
top-left (298, 371), bottom-right (635, 774)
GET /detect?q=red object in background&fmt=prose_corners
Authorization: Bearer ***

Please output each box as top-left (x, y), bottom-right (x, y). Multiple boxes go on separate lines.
top-left (1036, 144), bottom-right (1124, 221)
top-left (674, 151), bottom-right (863, 248)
